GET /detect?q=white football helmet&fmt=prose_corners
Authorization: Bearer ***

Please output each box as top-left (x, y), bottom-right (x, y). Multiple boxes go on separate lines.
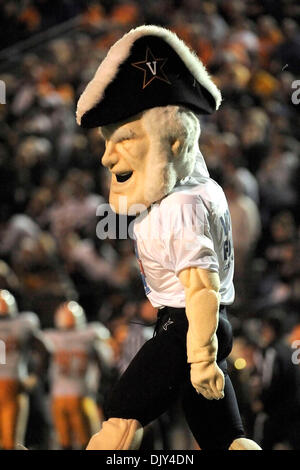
top-left (54, 301), bottom-right (86, 329)
top-left (0, 290), bottom-right (18, 317)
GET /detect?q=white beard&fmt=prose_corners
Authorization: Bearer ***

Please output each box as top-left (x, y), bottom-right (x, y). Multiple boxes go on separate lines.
top-left (143, 139), bottom-right (197, 205)
top-left (141, 106), bottom-right (201, 205)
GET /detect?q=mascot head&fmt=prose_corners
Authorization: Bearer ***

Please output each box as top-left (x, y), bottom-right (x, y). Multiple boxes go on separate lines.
top-left (76, 25), bottom-right (221, 214)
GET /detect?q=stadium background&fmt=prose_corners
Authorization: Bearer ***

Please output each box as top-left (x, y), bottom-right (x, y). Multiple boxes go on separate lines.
top-left (0, 0), bottom-right (300, 450)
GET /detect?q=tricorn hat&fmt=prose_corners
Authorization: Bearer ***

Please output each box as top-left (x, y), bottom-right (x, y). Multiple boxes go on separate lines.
top-left (76, 25), bottom-right (222, 128)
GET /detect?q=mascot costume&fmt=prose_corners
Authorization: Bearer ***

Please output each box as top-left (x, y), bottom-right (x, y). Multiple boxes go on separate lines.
top-left (76, 25), bottom-right (261, 451)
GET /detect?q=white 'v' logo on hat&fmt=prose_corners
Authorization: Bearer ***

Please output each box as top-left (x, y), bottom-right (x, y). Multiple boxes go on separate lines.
top-left (146, 61), bottom-right (157, 75)
top-left (132, 47), bottom-right (171, 89)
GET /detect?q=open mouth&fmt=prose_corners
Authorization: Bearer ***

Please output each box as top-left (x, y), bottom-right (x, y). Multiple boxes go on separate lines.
top-left (115, 171), bottom-right (133, 183)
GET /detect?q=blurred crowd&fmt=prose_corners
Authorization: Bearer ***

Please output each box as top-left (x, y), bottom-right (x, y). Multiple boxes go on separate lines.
top-left (0, 0), bottom-right (300, 450)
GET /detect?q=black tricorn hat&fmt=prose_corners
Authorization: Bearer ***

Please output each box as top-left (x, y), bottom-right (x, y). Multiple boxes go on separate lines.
top-left (76, 25), bottom-right (222, 128)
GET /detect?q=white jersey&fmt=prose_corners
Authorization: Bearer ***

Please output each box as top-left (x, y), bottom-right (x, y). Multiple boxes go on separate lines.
top-left (133, 178), bottom-right (235, 308)
top-left (43, 323), bottom-right (110, 397)
top-left (0, 312), bottom-right (40, 380)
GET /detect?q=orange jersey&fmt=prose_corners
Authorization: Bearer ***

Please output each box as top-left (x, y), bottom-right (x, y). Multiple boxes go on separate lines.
top-left (0, 313), bottom-right (40, 380)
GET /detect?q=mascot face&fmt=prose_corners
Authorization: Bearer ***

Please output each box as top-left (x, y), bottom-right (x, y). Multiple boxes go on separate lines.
top-left (76, 28), bottom-right (221, 215)
top-left (101, 115), bottom-right (150, 214)
top-left (101, 107), bottom-right (201, 215)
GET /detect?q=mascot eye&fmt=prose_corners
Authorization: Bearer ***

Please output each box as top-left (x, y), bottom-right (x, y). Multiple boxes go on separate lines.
top-left (119, 138), bottom-right (133, 144)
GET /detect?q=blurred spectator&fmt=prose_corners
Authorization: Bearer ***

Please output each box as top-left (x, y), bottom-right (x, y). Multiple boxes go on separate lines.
top-left (224, 175), bottom-right (261, 306)
top-left (273, 18), bottom-right (300, 74)
top-left (254, 311), bottom-right (300, 449)
top-left (108, 300), bottom-right (155, 376)
top-left (10, 233), bottom-right (76, 326)
top-left (258, 140), bottom-right (299, 214)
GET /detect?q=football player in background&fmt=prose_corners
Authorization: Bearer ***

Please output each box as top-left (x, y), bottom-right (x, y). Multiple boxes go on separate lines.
top-left (0, 289), bottom-right (49, 450)
top-left (44, 301), bottom-right (113, 450)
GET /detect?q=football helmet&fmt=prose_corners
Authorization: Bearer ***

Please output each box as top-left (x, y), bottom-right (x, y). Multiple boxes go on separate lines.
top-left (0, 290), bottom-right (18, 317)
top-left (54, 301), bottom-right (86, 329)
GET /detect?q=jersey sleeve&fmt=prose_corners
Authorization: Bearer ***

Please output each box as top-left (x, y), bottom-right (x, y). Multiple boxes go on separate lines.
top-left (87, 322), bottom-right (111, 341)
top-left (20, 312), bottom-right (40, 335)
top-left (42, 329), bottom-right (57, 352)
top-left (87, 323), bottom-right (114, 366)
top-left (161, 192), bottom-right (219, 276)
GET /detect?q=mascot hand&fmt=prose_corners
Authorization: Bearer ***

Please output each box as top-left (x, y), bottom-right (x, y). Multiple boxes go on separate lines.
top-left (190, 361), bottom-right (225, 400)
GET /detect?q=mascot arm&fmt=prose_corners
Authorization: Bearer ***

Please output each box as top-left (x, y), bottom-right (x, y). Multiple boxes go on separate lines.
top-left (178, 267), bottom-right (225, 400)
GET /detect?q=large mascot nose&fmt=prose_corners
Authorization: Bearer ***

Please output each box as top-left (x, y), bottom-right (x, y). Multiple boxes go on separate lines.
top-left (101, 142), bottom-right (119, 170)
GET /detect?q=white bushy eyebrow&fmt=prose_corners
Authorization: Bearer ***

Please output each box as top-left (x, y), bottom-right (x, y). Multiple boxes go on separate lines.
top-left (112, 128), bottom-right (138, 143)
top-left (102, 126), bottom-right (138, 143)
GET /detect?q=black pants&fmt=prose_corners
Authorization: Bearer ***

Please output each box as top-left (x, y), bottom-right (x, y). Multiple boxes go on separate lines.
top-left (105, 306), bottom-right (245, 449)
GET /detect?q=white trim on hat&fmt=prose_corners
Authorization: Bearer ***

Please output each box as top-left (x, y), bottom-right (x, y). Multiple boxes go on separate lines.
top-left (76, 25), bottom-right (222, 125)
